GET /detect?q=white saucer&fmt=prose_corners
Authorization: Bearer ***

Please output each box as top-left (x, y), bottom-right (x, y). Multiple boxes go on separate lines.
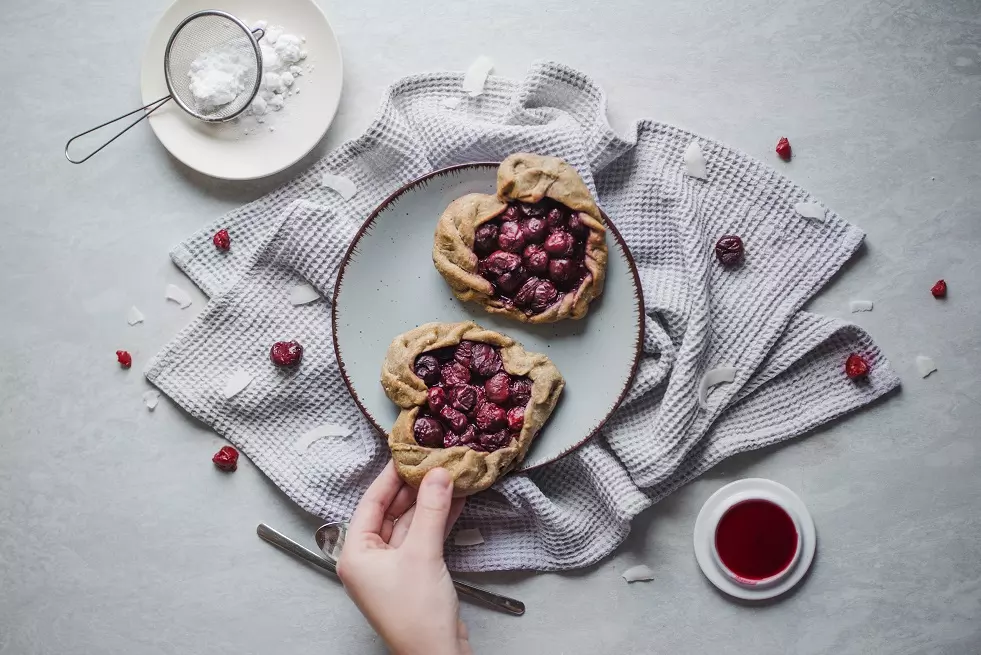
top-left (139, 0), bottom-right (343, 180)
top-left (693, 478), bottom-right (816, 601)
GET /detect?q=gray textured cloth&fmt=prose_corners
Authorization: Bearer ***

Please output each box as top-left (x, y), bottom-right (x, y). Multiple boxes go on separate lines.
top-left (147, 61), bottom-right (901, 572)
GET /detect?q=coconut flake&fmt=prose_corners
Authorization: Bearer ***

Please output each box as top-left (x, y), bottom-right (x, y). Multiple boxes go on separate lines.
top-left (698, 366), bottom-right (737, 410)
top-left (622, 564), bottom-right (656, 583)
top-left (915, 355), bottom-right (937, 378)
top-left (164, 284), bottom-right (193, 309)
top-left (794, 202), bottom-right (826, 221)
top-left (294, 423), bottom-right (352, 452)
top-left (142, 390), bottom-right (160, 411)
top-left (223, 370), bottom-right (253, 399)
top-left (289, 283), bottom-right (321, 306)
top-left (453, 528), bottom-right (484, 546)
top-left (849, 300), bottom-right (874, 313)
top-left (321, 173), bottom-right (357, 200)
top-left (126, 306), bottom-right (145, 325)
top-left (441, 97), bottom-right (462, 109)
top-left (684, 142), bottom-right (707, 180)
top-left (462, 56), bottom-right (493, 97)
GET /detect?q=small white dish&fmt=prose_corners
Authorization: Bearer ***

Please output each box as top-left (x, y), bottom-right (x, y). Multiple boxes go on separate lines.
top-left (693, 478), bottom-right (816, 601)
top-left (140, 0), bottom-right (343, 180)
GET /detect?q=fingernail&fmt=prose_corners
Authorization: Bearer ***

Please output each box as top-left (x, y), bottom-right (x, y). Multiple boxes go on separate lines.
top-left (424, 467), bottom-right (452, 490)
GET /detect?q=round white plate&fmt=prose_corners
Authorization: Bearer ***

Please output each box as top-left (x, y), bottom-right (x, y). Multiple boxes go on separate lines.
top-left (693, 478), bottom-right (817, 601)
top-left (332, 164), bottom-right (645, 470)
top-left (140, 0), bottom-right (343, 180)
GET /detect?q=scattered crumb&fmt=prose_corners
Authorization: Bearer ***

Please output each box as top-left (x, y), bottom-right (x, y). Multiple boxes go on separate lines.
top-left (849, 300), bottom-right (874, 313)
top-left (442, 97), bottom-right (462, 109)
top-left (289, 283), bottom-right (321, 306)
top-left (127, 306), bottom-right (145, 325)
top-left (915, 355), bottom-right (937, 378)
top-left (164, 284), bottom-right (192, 309)
top-left (684, 142), bottom-right (707, 180)
top-left (453, 528), bottom-right (485, 546)
top-left (622, 565), bottom-right (656, 583)
top-left (142, 390), bottom-right (160, 411)
top-left (462, 56), bottom-right (493, 97)
top-left (294, 424), bottom-right (352, 452)
top-left (698, 366), bottom-right (737, 410)
top-left (794, 202), bottom-right (826, 221)
top-left (321, 173), bottom-right (357, 200)
top-left (223, 369), bottom-right (254, 399)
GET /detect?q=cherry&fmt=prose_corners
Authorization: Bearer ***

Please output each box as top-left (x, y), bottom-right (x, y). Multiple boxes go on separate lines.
top-left (212, 446), bottom-right (239, 471)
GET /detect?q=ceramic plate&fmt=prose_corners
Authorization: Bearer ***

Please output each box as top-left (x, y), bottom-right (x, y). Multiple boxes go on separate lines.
top-left (140, 0), bottom-right (343, 180)
top-left (693, 479), bottom-right (817, 601)
top-left (332, 163), bottom-right (644, 470)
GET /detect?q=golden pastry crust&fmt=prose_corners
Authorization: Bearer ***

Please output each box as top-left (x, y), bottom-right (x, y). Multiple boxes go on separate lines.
top-left (432, 153), bottom-right (608, 324)
top-left (380, 321), bottom-right (564, 497)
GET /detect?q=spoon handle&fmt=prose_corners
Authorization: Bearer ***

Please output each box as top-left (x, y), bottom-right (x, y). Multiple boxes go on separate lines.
top-left (452, 578), bottom-right (525, 616)
top-left (257, 523), bottom-right (338, 575)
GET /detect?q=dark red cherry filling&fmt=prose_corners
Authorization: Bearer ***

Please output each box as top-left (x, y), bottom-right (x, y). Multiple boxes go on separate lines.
top-left (474, 200), bottom-right (592, 315)
top-left (412, 340), bottom-right (532, 452)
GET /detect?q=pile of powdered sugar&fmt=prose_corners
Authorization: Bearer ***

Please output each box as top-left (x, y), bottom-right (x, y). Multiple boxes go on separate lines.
top-left (186, 18), bottom-right (311, 134)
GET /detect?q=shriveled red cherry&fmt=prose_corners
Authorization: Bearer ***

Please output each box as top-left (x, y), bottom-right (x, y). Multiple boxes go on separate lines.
top-left (485, 372), bottom-right (511, 405)
top-left (116, 350), bottom-right (132, 369)
top-left (525, 279), bottom-right (558, 312)
top-left (444, 424), bottom-right (477, 448)
top-left (502, 204), bottom-right (522, 221)
top-left (521, 202), bottom-right (545, 218)
top-left (509, 378), bottom-right (532, 406)
top-left (475, 402), bottom-right (507, 431)
top-left (454, 341), bottom-right (475, 368)
top-left (931, 279), bottom-right (947, 298)
top-left (427, 386), bottom-right (447, 413)
top-left (523, 244), bottom-right (550, 275)
top-left (482, 250), bottom-right (522, 276)
top-left (520, 218), bottom-right (547, 244)
top-left (473, 223), bottom-right (499, 256)
top-left (413, 417), bottom-right (445, 447)
top-left (213, 229), bottom-right (231, 251)
top-left (844, 353), bottom-right (870, 380)
top-left (448, 384), bottom-right (479, 413)
top-left (439, 406), bottom-right (469, 433)
top-left (212, 446), bottom-right (239, 471)
top-left (498, 221), bottom-right (526, 253)
top-left (775, 137), bottom-right (792, 161)
top-left (544, 230), bottom-right (575, 257)
top-left (567, 212), bottom-right (588, 238)
top-left (506, 406), bottom-right (524, 432)
top-left (470, 343), bottom-right (502, 377)
top-left (441, 361), bottom-right (471, 386)
top-left (545, 207), bottom-right (566, 230)
top-left (478, 429), bottom-right (512, 452)
top-left (548, 258), bottom-right (577, 285)
top-left (497, 266), bottom-right (528, 295)
top-left (414, 354), bottom-right (441, 386)
top-left (471, 385), bottom-right (486, 415)
top-left (715, 235), bottom-right (744, 266)
top-left (270, 340), bottom-right (303, 368)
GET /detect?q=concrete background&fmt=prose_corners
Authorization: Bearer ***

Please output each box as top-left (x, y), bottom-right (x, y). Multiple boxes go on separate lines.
top-left (2, 0), bottom-right (980, 653)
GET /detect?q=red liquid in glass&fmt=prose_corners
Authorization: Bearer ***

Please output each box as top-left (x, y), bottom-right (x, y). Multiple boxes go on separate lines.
top-left (714, 499), bottom-right (798, 581)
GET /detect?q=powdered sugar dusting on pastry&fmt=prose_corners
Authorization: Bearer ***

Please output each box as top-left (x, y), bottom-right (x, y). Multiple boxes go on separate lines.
top-left (462, 56), bottom-right (493, 97)
top-left (915, 355), bottom-right (937, 378)
top-left (165, 284), bottom-right (193, 309)
top-left (453, 528), bottom-right (485, 546)
top-left (622, 564), bottom-right (656, 583)
top-left (849, 300), bottom-right (874, 313)
top-left (223, 369), bottom-right (254, 399)
top-left (289, 283), bottom-right (321, 306)
top-left (794, 202), bottom-right (826, 221)
top-left (321, 173), bottom-right (357, 200)
top-left (698, 367), bottom-right (737, 410)
top-left (684, 142), bottom-right (707, 180)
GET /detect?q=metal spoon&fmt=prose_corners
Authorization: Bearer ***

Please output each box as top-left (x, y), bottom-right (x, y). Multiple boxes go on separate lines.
top-left (315, 521), bottom-right (525, 616)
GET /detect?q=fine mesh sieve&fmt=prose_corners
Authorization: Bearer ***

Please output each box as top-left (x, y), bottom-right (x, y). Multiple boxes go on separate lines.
top-left (65, 10), bottom-right (264, 164)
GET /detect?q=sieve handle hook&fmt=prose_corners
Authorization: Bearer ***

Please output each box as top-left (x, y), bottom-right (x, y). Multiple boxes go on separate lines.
top-left (64, 95), bottom-right (172, 164)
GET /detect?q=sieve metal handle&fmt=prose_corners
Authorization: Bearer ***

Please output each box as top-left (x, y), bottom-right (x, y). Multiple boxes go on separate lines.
top-left (65, 95), bottom-right (172, 164)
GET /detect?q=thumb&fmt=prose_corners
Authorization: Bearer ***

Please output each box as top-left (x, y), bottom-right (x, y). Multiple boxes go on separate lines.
top-left (404, 467), bottom-right (454, 555)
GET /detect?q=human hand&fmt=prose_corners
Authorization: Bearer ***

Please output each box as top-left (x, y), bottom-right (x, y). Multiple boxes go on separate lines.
top-left (337, 461), bottom-right (470, 655)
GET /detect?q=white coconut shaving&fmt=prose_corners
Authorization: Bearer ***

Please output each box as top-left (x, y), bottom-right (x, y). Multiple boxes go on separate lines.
top-left (289, 283), bottom-right (321, 306)
top-left (698, 366), bottom-right (737, 410)
top-left (849, 300), bottom-right (874, 313)
top-left (165, 284), bottom-right (193, 309)
top-left (621, 564), bottom-right (656, 583)
top-left (462, 56), bottom-right (493, 97)
top-left (684, 142), bottom-right (707, 180)
top-left (794, 202), bottom-right (826, 221)
top-left (915, 355), bottom-right (937, 378)
top-left (441, 97), bottom-right (462, 109)
top-left (223, 369), bottom-right (254, 399)
top-left (142, 390), bottom-right (160, 411)
top-left (453, 528), bottom-right (485, 546)
top-left (293, 424), bottom-right (352, 452)
top-left (126, 306), bottom-right (145, 325)
top-left (321, 173), bottom-right (357, 200)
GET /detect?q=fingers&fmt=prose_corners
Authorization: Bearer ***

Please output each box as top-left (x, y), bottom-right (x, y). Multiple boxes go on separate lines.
top-left (380, 484), bottom-right (418, 543)
top-left (404, 467), bottom-right (454, 555)
top-left (348, 461), bottom-right (405, 541)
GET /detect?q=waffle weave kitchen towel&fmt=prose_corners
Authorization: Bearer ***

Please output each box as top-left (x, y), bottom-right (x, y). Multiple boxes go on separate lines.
top-left (146, 61), bottom-right (900, 572)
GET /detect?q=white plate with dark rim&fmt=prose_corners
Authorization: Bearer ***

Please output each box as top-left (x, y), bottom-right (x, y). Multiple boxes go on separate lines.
top-left (140, 0), bottom-right (343, 180)
top-left (332, 163), bottom-right (644, 470)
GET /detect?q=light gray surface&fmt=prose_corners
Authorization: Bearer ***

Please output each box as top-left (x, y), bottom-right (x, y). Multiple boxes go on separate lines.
top-left (1, 0), bottom-right (979, 653)
top-left (334, 164), bottom-right (642, 470)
